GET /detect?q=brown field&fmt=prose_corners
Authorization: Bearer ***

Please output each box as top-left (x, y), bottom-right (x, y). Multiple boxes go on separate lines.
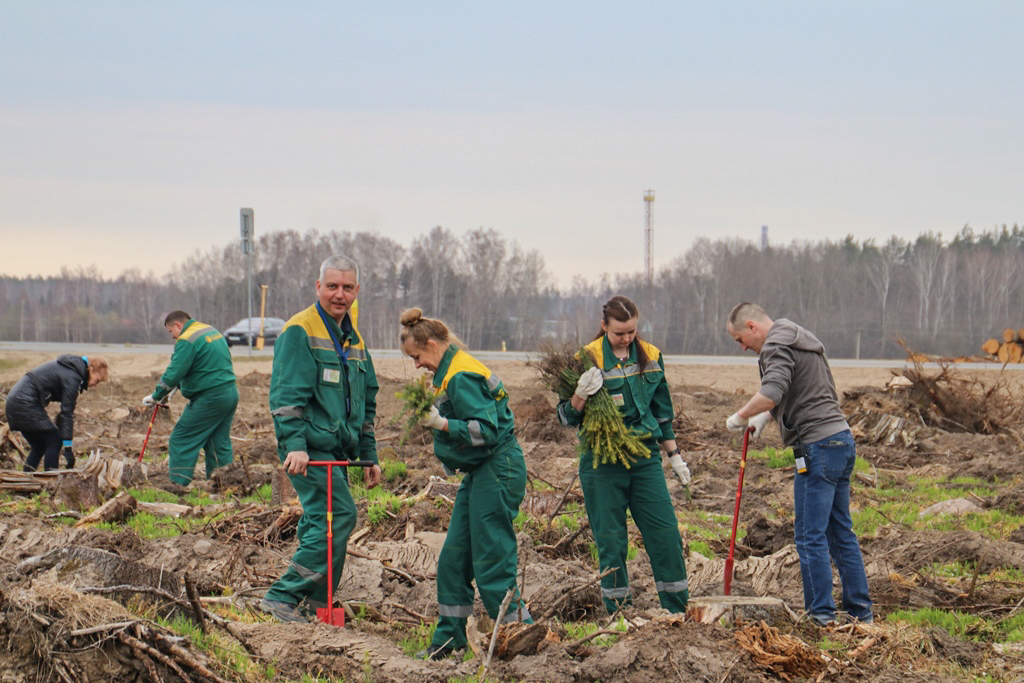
top-left (1, 349), bottom-right (1023, 682)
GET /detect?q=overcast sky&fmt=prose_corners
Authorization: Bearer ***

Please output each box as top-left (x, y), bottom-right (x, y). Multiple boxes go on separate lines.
top-left (2, 1), bottom-right (1021, 287)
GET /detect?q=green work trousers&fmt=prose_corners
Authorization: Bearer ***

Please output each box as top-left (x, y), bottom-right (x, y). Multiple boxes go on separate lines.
top-left (264, 453), bottom-right (357, 610)
top-left (432, 440), bottom-right (532, 650)
top-left (579, 447), bottom-right (689, 614)
top-left (168, 383), bottom-right (238, 486)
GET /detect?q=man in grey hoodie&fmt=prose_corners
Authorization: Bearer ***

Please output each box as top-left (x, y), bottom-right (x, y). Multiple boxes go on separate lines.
top-left (725, 303), bottom-right (872, 627)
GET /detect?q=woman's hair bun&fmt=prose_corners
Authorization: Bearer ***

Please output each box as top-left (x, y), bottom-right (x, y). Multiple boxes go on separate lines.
top-left (400, 308), bottom-right (423, 327)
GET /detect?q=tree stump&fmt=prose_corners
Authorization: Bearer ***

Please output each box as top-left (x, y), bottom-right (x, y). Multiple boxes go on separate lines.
top-left (493, 622), bottom-right (554, 659)
top-left (53, 471), bottom-right (102, 511)
top-left (686, 596), bottom-right (795, 628)
top-left (271, 468), bottom-right (297, 506)
top-left (75, 491), bottom-right (138, 526)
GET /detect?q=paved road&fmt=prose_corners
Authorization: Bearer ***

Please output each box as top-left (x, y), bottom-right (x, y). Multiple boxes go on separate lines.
top-left (1, 341), bottom-right (1016, 371)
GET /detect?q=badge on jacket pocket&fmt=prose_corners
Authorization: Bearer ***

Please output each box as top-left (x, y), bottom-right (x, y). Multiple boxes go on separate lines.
top-left (322, 368), bottom-right (341, 384)
top-left (610, 393), bottom-right (625, 407)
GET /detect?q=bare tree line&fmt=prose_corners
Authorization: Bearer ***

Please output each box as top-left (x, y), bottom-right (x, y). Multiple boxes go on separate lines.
top-left (1, 224), bottom-right (1021, 358)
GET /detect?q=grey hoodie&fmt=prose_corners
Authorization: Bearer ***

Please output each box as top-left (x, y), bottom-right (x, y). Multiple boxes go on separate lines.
top-left (758, 319), bottom-right (849, 448)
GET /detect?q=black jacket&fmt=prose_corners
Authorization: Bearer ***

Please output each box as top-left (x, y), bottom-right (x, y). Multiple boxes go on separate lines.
top-left (4, 355), bottom-right (90, 440)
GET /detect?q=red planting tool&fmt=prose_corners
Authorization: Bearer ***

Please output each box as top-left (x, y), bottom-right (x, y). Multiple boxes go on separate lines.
top-left (724, 426), bottom-right (754, 596)
top-left (306, 459), bottom-right (376, 626)
top-left (138, 388), bottom-right (176, 463)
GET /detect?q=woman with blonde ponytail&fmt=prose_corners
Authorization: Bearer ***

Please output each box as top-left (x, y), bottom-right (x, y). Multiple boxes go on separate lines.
top-left (400, 308), bottom-right (531, 660)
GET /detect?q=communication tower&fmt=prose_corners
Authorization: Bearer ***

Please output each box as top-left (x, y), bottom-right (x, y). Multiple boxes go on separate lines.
top-left (761, 225), bottom-right (769, 251)
top-left (644, 189), bottom-right (655, 286)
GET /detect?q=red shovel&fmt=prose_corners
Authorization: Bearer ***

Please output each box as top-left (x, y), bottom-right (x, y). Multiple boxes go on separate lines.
top-left (724, 426), bottom-right (754, 596)
top-left (138, 389), bottom-right (177, 463)
top-left (306, 459), bottom-right (376, 626)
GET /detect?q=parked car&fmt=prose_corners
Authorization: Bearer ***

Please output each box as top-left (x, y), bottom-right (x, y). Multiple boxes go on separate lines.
top-left (224, 317), bottom-right (287, 347)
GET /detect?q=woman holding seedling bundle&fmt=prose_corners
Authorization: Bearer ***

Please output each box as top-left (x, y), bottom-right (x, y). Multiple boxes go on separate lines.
top-left (556, 295), bottom-right (690, 614)
top-left (399, 308), bottom-right (531, 660)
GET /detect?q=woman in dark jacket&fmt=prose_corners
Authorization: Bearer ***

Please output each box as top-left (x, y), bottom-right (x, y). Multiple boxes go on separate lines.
top-left (4, 355), bottom-right (108, 471)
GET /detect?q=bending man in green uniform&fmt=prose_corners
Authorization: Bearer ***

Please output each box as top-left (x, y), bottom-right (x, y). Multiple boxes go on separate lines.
top-left (400, 307), bottom-right (531, 659)
top-left (261, 255), bottom-right (382, 622)
top-left (557, 295), bottom-right (689, 614)
top-left (144, 310), bottom-right (238, 487)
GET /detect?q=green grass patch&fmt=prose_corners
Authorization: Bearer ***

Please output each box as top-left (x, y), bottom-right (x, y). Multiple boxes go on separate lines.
top-left (93, 510), bottom-right (213, 539)
top-left (553, 503), bottom-right (584, 533)
top-left (514, 508), bottom-right (539, 533)
top-left (183, 489), bottom-right (219, 507)
top-left (688, 540), bottom-right (714, 559)
top-left (400, 622), bottom-right (435, 658)
top-left (748, 446), bottom-right (795, 469)
top-left (851, 473), bottom-right (1024, 541)
top-left (380, 458), bottom-right (407, 481)
top-left (240, 483), bottom-right (273, 504)
top-left (564, 617), bottom-right (627, 647)
top-left (366, 497), bottom-right (404, 525)
top-left (679, 508), bottom-right (740, 544)
top-left (158, 613), bottom-right (274, 679)
top-left (886, 607), bottom-right (987, 640)
top-left (127, 488), bottom-right (181, 504)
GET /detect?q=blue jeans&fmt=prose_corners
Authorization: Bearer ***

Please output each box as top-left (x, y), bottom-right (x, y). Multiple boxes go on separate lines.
top-left (793, 430), bottom-right (872, 623)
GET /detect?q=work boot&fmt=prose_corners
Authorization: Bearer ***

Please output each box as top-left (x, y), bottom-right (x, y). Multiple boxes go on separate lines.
top-left (260, 598), bottom-right (309, 623)
top-left (414, 644), bottom-right (462, 660)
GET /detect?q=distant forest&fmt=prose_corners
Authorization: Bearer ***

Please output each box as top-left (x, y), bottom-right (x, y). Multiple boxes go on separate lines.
top-left (2, 224), bottom-right (1023, 359)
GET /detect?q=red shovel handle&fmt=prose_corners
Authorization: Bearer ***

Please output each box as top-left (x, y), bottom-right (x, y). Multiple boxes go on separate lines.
top-left (305, 459), bottom-right (375, 626)
top-left (137, 402), bottom-right (171, 462)
top-left (137, 389), bottom-right (176, 463)
top-left (724, 426), bottom-right (753, 596)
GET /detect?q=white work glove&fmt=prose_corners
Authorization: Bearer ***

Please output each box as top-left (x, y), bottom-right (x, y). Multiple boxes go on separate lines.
top-left (574, 367), bottom-right (604, 400)
top-left (668, 453), bottom-right (691, 486)
top-left (420, 405), bottom-right (448, 431)
top-left (142, 395), bottom-right (156, 407)
top-left (748, 412), bottom-right (772, 439)
top-left (726, 412), bottom-right (748, 432)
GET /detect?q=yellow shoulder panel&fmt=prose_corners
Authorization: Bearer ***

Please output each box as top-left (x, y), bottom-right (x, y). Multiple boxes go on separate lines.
top-left (583, 338), bottom-right (605, 368)
top-left (441, 350), bottom-right (491, 392)
top-left (637, 339), bottom-right (662, 362)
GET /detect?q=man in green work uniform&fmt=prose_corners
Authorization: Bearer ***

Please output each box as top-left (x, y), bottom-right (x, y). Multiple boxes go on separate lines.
top-left (144, 310), bottom-right (238, 487)
top-left (260, 255), bottom-right (382, 622)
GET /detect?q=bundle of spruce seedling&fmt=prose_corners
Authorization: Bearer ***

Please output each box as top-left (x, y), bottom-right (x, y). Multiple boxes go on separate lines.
top-left (532, 342), bottom-right (651, 468)
top-left (393, 374), bottom-right (435, 445)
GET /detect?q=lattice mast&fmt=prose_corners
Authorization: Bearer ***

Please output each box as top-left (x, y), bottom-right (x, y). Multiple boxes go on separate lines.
top-left (644, 189), bottom-right (655, 287)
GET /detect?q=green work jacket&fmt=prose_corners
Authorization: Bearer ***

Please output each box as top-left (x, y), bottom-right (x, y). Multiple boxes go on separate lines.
top-left (431, 344), bottom-right (516, 473)
top-left (268, 304), bottom-right (379, 463)
top-left (557, 336), bottom-right (675, 443)
top-left (153, 319), bottom-right (235, 401)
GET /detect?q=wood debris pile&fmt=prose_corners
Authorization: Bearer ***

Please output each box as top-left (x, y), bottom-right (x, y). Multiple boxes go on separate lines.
top-left (1, 579), bottom-right (245, 683)
top-left (981, 327), bottom-right (1024, 363)
top-left (902, 362), bottom-right (1024, 435)
top-left (733, 620), bottom-right (825, 681)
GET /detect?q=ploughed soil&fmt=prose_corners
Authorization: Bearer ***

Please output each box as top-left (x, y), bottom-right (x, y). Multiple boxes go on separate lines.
top-left (1, 350), bottom-right (1023, 682)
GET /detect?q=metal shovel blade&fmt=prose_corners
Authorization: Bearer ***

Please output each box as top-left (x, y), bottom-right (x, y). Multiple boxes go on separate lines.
top-left (316, 606), bottom-right (345, 627)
